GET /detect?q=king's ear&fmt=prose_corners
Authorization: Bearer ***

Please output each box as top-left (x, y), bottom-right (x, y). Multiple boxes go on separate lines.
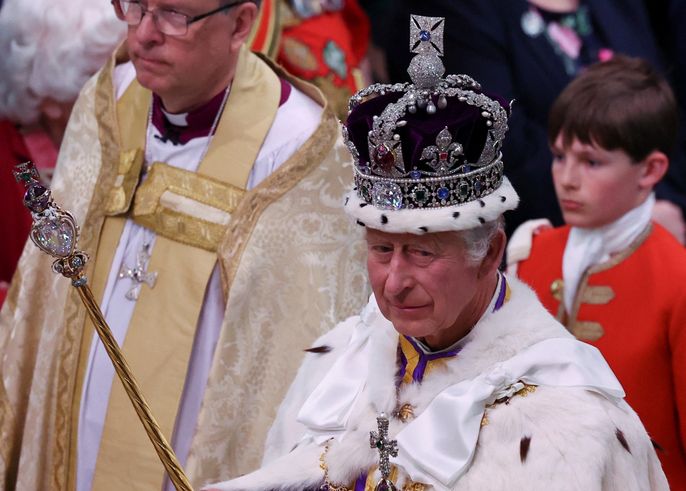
top-left (478, 228), bottom-right (506, 279)
top-left (639, 150), bottom-right (669, 189)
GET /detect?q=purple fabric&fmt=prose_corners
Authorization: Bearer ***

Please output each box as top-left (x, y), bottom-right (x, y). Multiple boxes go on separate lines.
top-left (279, 78), bottom-right (292, 106)
top-left (493, 275), bottom-right (508, 312)
top-left (151, 87), bottom-right (227, 144)
top-left (403, 335), bottom-right (461, 383)
top-left (396, 343), bottom-right (408, 386)
top-left (354, 472), bottom-right (369, 491)
top-left (345, 89), bottom-right (509, 173)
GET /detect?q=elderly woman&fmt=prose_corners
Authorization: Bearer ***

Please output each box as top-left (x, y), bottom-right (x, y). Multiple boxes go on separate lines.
top-left (207, 15), bottom-right (667, 491)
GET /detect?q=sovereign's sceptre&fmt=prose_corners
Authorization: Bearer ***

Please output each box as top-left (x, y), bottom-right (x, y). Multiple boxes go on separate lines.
top-left (13, 161), bottom-right (193, 491)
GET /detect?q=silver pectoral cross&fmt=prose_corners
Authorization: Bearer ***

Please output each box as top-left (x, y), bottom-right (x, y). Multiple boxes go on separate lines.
top-left (369, 413), bottom-right (398, 491)
top-left (118, 243), bottom-right (158, 301)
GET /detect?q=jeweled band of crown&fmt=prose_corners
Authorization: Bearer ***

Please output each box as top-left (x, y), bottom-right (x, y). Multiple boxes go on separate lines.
top-left (342, 14), bottom-right (509, 212)
top-left (353, 157), bottom-right (504, 211)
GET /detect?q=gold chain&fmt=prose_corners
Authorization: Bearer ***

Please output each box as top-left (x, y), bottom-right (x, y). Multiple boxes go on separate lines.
top-left (319, 439), bottom-right (351, 491)
top-left (319, 438), bottom-right (428, 491)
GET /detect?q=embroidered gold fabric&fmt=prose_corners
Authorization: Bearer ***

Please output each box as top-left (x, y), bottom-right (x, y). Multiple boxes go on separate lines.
top-left (395, 403), bottom-right (415, 423)
top-left (310, 73), bottom-right (354, 119)
top-left (185, 140), bottom-right (369, 485)
top-left (580, 285), bottom-right (615, 305)
top-left (319, 440), bottom-right (351, 491)
top-left (104, 70), bottom-right (149, 215)
top-left (0, 45), bottom-right (370, 490)
top-left (514, 384), bottom-right (537, 398)
top-left (132, 162), bottom-right (246, 251)
top-left (105, 148), bottom-right (144, 214)
top-left (571, 321), bottom-right (605, 342)
top-left (0, 71), bottom-right (115, 489)
top-left (93, 44), bottom-right (281, 491)
top-left (481, 384), bottom-right (537, 427)
top-left (184, 70), bottom-right (369, 483)
top-left (403, 481), bottom-right (426, 491)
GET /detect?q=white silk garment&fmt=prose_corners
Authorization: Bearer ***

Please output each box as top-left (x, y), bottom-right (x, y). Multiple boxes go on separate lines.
top-left (561, 193), bottom-right (655, 313)
top-left (392, 337), bottom-right (625, 489)
top-left (77, 62), bottom-right (323, 491)
top-left (296, 273), bottom-right (508, 441)
top-left (208, 276), bottom-right (663, 491)
top-left (295, 280), bottom-right (625, 490)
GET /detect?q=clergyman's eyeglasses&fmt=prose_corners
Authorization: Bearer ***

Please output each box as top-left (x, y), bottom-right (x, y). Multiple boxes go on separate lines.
top-left (111, 0), bottom-right (251, 36)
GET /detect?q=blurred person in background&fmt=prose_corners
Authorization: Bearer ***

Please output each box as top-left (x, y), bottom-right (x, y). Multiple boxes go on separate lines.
top-left (382, 0), bottom-right (686, 243)
top-left (0, 0), bottom-right (125, 306)
top-left (249, 0), bottom-right (371, 118)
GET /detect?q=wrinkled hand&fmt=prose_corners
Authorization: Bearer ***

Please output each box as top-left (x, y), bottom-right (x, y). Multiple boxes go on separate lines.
top-left (652, 200), bottom-right (686, 245)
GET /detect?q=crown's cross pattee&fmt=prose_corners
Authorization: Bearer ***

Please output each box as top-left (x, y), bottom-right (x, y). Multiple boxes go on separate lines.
top-left (370, 413), bottom-right (398, 491)
top-left (118, 242), bottom-right (158, 301)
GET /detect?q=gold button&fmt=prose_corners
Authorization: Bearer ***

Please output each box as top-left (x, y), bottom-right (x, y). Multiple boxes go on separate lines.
top-left (396, 403), bottom-right (415, 423)
top-left (550, 278), bottom-right (564, 300)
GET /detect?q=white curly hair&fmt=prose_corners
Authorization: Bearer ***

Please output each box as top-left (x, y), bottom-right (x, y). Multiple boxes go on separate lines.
top-left (0, 0), bottom-right (125, 125)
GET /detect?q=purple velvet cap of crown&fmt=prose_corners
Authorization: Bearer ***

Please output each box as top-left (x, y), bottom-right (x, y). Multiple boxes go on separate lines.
top-left (345, 90), bottom-right (510, 176)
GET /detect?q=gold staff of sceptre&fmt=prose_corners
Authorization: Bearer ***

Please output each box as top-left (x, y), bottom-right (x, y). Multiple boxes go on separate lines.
top-left (13, 161), bottom-right (194, 491)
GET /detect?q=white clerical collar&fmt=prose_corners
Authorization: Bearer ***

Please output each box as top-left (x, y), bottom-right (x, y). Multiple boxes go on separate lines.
top-left (150, 84), bottom-right (231, 145)
top-left (161, 108), bottom-right (188, 126)
top-left (562, 193), bottom-right (654, 313)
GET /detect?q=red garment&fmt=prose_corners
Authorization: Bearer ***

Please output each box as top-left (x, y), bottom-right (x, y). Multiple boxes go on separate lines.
top-left (275, 0), bottom-right (369, 117)
top-left (0, 120), bottom-right (33, 294)
top-left (278, 0), bottom-right (369, 93)
top-left (517, 223), bottom-right (686, 489)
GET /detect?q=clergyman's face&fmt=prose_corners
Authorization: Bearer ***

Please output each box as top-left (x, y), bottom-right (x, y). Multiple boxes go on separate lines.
top-left (551, 135), bottom-right (646, 228)
top-left (126, 0), bottom-right (239, 111)
top-left (365, 229), bottom-right (482, 349)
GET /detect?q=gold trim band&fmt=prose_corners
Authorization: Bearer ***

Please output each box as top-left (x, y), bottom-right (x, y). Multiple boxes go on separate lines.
top-left (132, 162), bottom-right (246, 251)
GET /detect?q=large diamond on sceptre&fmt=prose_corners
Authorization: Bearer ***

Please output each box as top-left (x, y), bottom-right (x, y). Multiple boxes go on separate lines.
top-left (12, 161), bottom-right (194, 491)
top-left (14, 162), bottom-right (89, 281)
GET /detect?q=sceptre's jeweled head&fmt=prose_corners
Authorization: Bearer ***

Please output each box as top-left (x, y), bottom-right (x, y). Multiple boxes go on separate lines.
top-left (342, 15), bottom-right (519, 234)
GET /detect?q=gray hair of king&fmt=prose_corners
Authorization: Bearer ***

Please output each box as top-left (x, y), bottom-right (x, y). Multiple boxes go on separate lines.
top-left (0, 0), bottom-right (125, 125)
top-left (458, 217), bottom-right (504, 265)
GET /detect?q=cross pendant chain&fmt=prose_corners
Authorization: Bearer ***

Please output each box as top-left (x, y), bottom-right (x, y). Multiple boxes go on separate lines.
top-left (370, 413), bottom-right (398, 491)
top-left (118, 242), bottom-right (158, 301)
